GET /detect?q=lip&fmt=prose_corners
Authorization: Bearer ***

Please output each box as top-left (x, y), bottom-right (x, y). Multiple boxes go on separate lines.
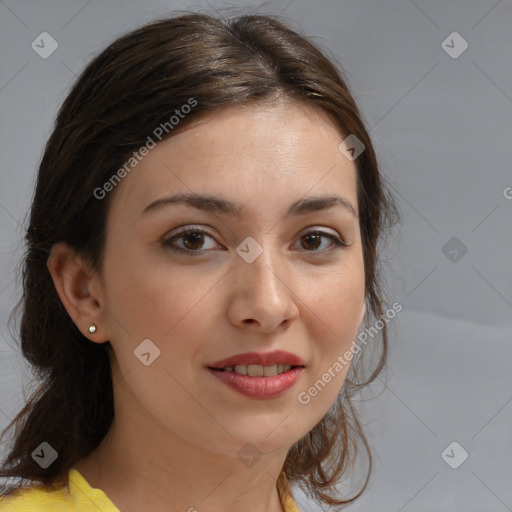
top-left (207, 350), bottom-right (305, 369)
top-left (208, 367), bottom-right (305, 398)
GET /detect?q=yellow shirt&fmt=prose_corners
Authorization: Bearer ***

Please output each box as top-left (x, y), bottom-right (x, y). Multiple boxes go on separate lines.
top-left (0, 468), bottom-right (301, 511)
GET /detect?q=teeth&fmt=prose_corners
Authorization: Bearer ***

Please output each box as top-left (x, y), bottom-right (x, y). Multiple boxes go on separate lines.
top-left (248, 365), bottom-right (263, 377)
top-left (222, 364), bottom-right (292, 376)
top-left (235, 365), bottom-right (248, 376)
top-left (263, 364), bottom-right (277, 377)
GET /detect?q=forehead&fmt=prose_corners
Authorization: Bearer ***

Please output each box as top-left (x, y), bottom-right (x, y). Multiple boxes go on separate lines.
top-left (109, 100), bottom-right (359, 221)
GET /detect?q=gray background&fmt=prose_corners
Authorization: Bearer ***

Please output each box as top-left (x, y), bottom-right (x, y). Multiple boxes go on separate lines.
top-left (1, 0), bottom-right (511, 511)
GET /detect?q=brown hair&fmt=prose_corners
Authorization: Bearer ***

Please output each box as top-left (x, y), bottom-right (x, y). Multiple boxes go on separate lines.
top-left (0, 12), bottom-right (398, 509)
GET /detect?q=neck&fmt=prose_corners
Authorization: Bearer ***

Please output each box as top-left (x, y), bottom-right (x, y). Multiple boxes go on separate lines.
top-left (74, 409), bottom-right (288, 512)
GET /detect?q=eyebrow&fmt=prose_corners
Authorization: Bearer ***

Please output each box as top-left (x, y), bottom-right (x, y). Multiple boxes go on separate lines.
top-left (141, 193), bottom-right (358, 219)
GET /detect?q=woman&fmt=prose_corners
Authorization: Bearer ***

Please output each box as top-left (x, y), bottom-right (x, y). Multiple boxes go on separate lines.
top-left (0, 12), bottom-right (397, 512)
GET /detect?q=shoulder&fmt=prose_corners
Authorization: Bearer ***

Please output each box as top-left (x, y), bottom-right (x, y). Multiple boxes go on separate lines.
top-left (0, 483), bottom-right (70, 511)
top-left (282, 492), bottom-right (302, 512)
top-left (0, 469), bottom-right (119, 511)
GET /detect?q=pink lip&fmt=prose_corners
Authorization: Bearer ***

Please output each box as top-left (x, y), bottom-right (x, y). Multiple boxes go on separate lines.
top-left (207, 350), bottom-right (305, 369)
top-left (208, 367), bottom-right (305, 398)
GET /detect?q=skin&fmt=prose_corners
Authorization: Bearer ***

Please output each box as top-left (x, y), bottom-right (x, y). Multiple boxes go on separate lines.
top-left (47, 99), bottom-right (366, 512)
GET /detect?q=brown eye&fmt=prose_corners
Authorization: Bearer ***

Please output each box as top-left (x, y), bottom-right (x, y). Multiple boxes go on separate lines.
top-left (301, 233), bottom-right (322, 251)
top-left (297, 231), bottom-right (347, 253)
top-left (163, 228), bottom-right (220, 256)
top-left (181, 231), bottom-right (206, 251)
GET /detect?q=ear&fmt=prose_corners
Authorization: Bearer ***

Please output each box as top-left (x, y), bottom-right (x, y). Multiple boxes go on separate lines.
top-left (46, 242), bottom-right (109, 343)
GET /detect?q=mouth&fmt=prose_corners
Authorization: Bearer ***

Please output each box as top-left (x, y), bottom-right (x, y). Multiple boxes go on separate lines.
top-left (207, 350), bottom-right (305, 373)
top-left (206, 350), bottom-right (306, 397)
top-left (207, 364), bottom-right (306, 398)
top-left (207, 364), bottom-right (305, 377)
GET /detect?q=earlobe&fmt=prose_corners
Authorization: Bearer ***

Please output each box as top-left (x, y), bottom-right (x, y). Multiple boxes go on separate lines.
top-left (46, 242), bottom-right (106, 343)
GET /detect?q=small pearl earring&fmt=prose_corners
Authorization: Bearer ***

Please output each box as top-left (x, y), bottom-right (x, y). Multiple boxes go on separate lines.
top-left (88, 324), bottom-right (97, 334)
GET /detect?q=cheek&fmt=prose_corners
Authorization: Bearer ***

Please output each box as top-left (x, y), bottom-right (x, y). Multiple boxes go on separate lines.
top-left (304, 261), bottom-right (365, 342)
top-left (98, 252), bottom-right (218, 392)
top-left (102, 261), bottom-right (220, 427)
top-left (296, 264), bottom-right (364, 412)
top-left (105, 250), bottom-right (219, 338)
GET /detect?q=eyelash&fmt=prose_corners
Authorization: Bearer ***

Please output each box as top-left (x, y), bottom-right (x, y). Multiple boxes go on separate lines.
top-left (162, 227), bottom-right (348, 257)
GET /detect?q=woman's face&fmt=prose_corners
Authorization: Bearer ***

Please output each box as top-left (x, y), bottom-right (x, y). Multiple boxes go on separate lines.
top-left (94, 100), bottom-right (365, 458)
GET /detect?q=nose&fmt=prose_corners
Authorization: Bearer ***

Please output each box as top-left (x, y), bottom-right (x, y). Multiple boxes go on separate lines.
top-left (226, 243), bottom-right (299, 333)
